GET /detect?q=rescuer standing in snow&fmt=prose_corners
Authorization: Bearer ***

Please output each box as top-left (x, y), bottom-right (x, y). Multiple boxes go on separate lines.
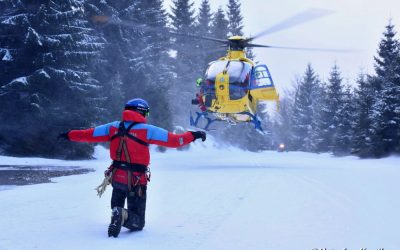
top-left (58, 98), bottom-right (206, 237)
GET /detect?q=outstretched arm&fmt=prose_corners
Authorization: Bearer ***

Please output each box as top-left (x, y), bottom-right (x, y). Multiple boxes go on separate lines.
top-left (68, 128), bottom-right (109, 143)
top-left (60, 122), bottom-right (117, 143)
top-left (146, 125), bottom-right (205, 148)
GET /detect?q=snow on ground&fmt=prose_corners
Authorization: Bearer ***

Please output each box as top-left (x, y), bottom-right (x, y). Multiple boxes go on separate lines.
top-left (0, 141), bottom-right (399, 250)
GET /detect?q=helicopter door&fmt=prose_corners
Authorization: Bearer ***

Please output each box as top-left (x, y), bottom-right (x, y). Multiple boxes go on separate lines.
top-left (250, 65), bottom-right (274, 89)
top-left (249, 65), bottom-right (279, 102)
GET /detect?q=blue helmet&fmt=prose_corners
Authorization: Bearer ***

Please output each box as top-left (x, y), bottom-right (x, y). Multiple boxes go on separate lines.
top-left (125, 98), bottom-right (150, 117)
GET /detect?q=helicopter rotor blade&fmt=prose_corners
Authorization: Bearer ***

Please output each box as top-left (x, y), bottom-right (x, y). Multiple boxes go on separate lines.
top-left (246, 43), bottom-right (273, 48)
top-left (91, 16), bottom-right (230, 47)
top-left (91, 15), bottom-right (229, 44)
top-left (246, 8), bottom-right (334, 42)
top-left (170, 32), bottom-right (229, 44)
top-left (247, 43), bottom-right (356, 53)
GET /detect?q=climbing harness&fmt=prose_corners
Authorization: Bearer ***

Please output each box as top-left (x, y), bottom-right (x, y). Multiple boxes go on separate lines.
top-left (95, 121), bottom-right (150, 197)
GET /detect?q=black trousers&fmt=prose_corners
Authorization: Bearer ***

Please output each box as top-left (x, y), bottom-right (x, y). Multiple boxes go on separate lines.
top-left (111, 185), bottom-right (147, 231)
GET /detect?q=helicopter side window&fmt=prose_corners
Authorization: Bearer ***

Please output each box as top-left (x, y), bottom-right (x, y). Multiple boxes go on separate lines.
top-left (203, 61), bottom-right (227, 107)
top-left (251, 65), bottom-right (274, 89)
top-left (204, 61), bottom-right (252, 101)
top-left (227, 61), bottom-right (252, 100)
top-left (205, 61), bottom-right (226, 79)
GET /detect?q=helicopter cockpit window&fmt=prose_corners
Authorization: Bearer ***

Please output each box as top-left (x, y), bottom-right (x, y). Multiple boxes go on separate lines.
top-left (204, 61), bottom-right (252, 101)
top-left (252, 65), bottom-right (274, 88)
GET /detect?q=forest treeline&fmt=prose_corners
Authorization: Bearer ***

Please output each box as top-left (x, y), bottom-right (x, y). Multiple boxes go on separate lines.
top-left (0, 0), bottom-right (399, 158)
top-left (275, 22), bottom-right (400, 158)
top-left (0, 0), bottom-right (243, 158)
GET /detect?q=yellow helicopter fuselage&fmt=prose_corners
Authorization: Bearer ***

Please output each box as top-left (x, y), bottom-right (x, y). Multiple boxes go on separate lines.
top-left (204, 40), bottom-right (279, 121)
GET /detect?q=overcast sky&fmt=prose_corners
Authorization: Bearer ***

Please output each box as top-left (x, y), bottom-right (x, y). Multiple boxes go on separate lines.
top-left (164, 0), bottom-right (400, 93)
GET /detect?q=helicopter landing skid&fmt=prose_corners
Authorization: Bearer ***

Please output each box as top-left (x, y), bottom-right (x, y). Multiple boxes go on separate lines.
top-left (238, 112), bottom-right (268, 133)
top-left (190, 111), bottom-right (219, 131)
top-left (190, 111), bottom-right (270, 134)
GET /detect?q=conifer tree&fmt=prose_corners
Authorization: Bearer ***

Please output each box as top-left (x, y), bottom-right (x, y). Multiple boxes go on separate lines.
top-left (227, 0), bottom-right (244, 36)
top-left (169, 0), bottom-right (197, 123)
top-left (0, 0), bottom-right (15, 84)
top-left (211, 7), bottom-right (229, 40)
top-left (274, 93), bottom-right (295, 149)
top-left (85, 0), bottom-right (174, 129)
top-left (0, 1), bottom-right (103, 158)
top-left (225, 0), bottom-right (256, 60)
top-left (132, 0), bottom-right (174, 129)
top-left (352, 74), bottom-right (376, 157)
top-left (194, 0), bottom-right (213, 73)
top-left (309, 81), bottom-right (329, 152)
top-left (206, 6), bottom-right (229, 65)
top-left (369, 21), bottom-right (400, 156)
top-left (324, 64), bottom-right (345, 151)
top-left (332, 86), bottom-right (355, 155)
top-left (84, 0), bottom-right (141, 120)
top-left (291, 64), bottom-right (319, 151)
top-left (197, 0), bottom-right (213, 37)
top-left (170, 0), bottom-right (196, 62)
top-left (246, 47), bottom-right (256, 61)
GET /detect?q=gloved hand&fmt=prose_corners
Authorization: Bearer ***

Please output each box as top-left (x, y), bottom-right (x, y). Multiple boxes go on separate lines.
top-left (190, 131), bottom-right (206, 142)
top-left (58, 131), bottom-right (70, 140)
top-left (104, 166), bottom-right (114, 177)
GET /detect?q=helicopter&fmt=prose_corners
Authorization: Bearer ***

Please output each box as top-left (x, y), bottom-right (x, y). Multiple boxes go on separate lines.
top-left (91, 9), bottom-right (347, 132)
top-left (189, 35), bottom-right (279, 131)
top-left (177, 8), bottom-right (344, 132)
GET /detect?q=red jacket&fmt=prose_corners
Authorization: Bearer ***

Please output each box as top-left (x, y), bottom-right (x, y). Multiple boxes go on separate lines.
top-left (69, 110), bottom-right (194, 186)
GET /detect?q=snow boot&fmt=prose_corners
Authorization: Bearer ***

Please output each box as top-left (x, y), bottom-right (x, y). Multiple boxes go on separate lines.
top-left (108, 207), bottom-right (128, 238)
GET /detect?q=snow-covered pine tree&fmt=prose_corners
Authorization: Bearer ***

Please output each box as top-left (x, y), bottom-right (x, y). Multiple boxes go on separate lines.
top-left (369, 21), bottom-right (400, 156)
top-left (245, 47), bottom-right (256, 61)
top-left (194, 0), bottom-right (214, 72)
top-left (274, 90), bottom-right (295, 150)
top-left (131, 0), bottom-right (174, 130)
top-left (197, 0), bottom-right (213, 36)
top-left (308, 80), bottom-right (329, 153)
top-left (225, 0), bottom-right (255, 61)
top-left (332, 85), bottom-right (355, 155)
top-left (0, 0), bottom-right (104, 158)
top-left (202, 6), bottom-right (229, 65)
top-left (85, 0), bottom-right (174, 130)
top-left (325, 64), bottom-right (345, 151)
top-left (291, 64), bottom-right (320, 151)
top-left (227, 0), bottom-right (244, 36)
top-left (0, 0), bottom-right (15, 84)
top-left (351, 73), bottom-right (376, 157)
top-left (211, 7), bottom-right (229, 40)
top-left (169, 0), bottom-right (197, 124)
top-left (84, 0), bottom-right (141, 120)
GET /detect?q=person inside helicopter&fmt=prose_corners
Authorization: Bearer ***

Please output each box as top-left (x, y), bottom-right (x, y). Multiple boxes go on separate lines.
top-left (192, 78), bottom-right (207, 112)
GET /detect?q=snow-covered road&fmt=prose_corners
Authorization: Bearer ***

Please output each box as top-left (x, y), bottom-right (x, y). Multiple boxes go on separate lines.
top-left (0, 144), bottom-right (399, 250)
